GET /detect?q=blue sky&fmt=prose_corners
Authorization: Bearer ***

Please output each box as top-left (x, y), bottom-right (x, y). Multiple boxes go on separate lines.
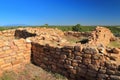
top-left (0, 0), bottom-right (120, 26)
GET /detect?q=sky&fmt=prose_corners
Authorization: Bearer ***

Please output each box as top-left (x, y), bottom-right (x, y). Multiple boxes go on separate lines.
top-left (0, 0), bottom-right (120, 26)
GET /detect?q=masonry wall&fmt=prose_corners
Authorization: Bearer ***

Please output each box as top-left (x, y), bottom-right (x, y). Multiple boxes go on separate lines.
top-left (31, 42), bottom-right (120, 80)
top-left (0, 27), bottom-right (119, 80)
top-left (0, 30), bottom-right (31, 75)
top-left (64, 31), bottom-right (91, 38)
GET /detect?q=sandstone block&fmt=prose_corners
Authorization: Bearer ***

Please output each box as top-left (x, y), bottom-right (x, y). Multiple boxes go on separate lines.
top-left (97, 73), bottom-right (108, 80)
top-left (106, 69), bottom-right (116, 75)
top-left (64, 64), bottom-right (73, 69)
top-left (1, 63), bottom-right (12, 71)
top-left (82, 47), bottom-right (98, 54)
top-left (110, 75), bottom-right (120, 80)
top-left (112, 48), bottom-right (120, 54)
top-left (60, 54), bottom-right (67, 60)
top-left (74, 46), bottom-right (82, 52)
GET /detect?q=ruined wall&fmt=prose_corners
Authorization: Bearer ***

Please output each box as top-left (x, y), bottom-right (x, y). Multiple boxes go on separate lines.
top-left (89, 26), bottom-right (115, 46)
top-left (0, 30), bottom-right (31, 75)
top-left (0, 27), bottom-right (119, 80)
top-left (31, 42), bottom-right (120, 80)
top-left (64, 31), bottom-right (91, 38)
top-left (0, 29), bottom-right (15, 39)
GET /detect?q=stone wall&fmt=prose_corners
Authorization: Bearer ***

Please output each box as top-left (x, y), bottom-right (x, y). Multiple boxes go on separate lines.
top-left (0, 29), bottom-right (15, 39)
top-left (0, 30), bottom-right (31, 75)
top-left (31, 42), bottom-right (120, 80)
top-left (89, 26), bottom-right (115, 46)
top-left (0, 27), bottom-right (119, 80)
top-left (64, 31), bottom-right (91, 38)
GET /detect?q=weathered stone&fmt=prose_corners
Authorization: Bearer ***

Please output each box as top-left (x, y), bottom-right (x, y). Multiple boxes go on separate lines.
top-left (86, 70), bottom-right (97, 77)
top-left (77, 67), bottom-right (87, 77)
top-left (91, 60), bottom-right (100, 67)
top-left (99, 67), bottom-right (106, 74)
top-left (82, 54), bottom-right (91, 58)
top-left (106, 62), bottom-right (117, 70)
top-left (78, 64), bottom-right (87, 69)
top-left (83, 58), bottom-right (91, 65)
top-left (97, 47), bottom-right (107, 54)
top-left (115, 71), bottom-right (120, 76)
top-left (82, 47), bottom-right (98, 54)
top-left (88, 64), bottom-right (99, 71)
top-left (92, 54), bottom-right (100, 60)
top-left (64, 64), bottom-right (73, 69)
top-left (65, 60), bottom-right (71, 65)
top-left (72, 62), bottom-right (78, 67)
top-left (69, 69), bottom-right (77, 74)
top-left (110, 75), bottom-right (120, 80)
top-left (74, 46), bottom-right (82, 52)
top-left (106, 69), bottom-right (116, 75)
top-left (97, 73), bottom-right (109, 79)
top-left (0, 27), bottom-right (119, 80)
top-left (89, 26), bottom-right (115, 46)
top-left (60, 54), bottom-right (67, 59)
top-left (75, 56), bottom-right (82, 60)
top-left (112, 48), bottom-right (120, 54)
top-left (74, 51), bottom-right (81, 56)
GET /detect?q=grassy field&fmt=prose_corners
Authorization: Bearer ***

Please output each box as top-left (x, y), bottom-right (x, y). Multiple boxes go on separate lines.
top-left (0, 25), bottom-right (120, 36)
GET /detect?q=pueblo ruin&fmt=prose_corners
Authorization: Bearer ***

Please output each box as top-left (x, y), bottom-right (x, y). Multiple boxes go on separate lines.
top-left (0, 26), bottom-right (120, 80)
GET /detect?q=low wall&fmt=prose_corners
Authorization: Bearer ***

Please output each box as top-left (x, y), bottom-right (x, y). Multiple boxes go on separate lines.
top-left (0, 37), bottom-right (31, 75)
top-left (64, 31), bottom-right (91, 38)
top-left (31, 42), bottom-right (120, 80)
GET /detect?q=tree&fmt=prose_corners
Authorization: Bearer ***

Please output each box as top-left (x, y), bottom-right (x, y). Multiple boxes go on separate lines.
top-left (72, 24), bottom-right (81, 31)
top-left (44, 24), bottom-right (48, 27)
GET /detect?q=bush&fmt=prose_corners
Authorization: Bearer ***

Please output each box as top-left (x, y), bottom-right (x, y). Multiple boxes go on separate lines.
top-left (72, 24), bottom-right (81, 31)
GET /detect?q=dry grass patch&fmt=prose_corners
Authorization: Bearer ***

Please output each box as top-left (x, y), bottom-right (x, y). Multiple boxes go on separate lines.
top-left (0, 64), bottom-right (68, 80)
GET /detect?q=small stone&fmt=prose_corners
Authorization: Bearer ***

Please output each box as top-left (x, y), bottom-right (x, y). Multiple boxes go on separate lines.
top-left (82, 47), bottom-right (98, 54)
top-left (75, 56), bottom-right (82, 60)
top-left (72, 62), bottom-right (78, 67)
top-left (99, 67), bottom-right (106, 74)
top-left (83, 58), bottom-right (91, 65)
top-left (112, 48), bottom-right (120, 54)
top-left (97, 73), bottom-right (108, 79)
top-left (82, 54), bottom-right (91, 58)
top-left (106, 69), bottom-right (115, 75)
top-left (26, 38), bottom-right (31, 43)
top-left (64, 64), bottom-right (73, 69)
top-left (60, 54), bottom-right (67, 59)
top-left (74, 46), bottom-right (82, 52)
top-left (110, 75), bottom-right (120, 80)
top-left (88, 64), bottom-right (99, 71)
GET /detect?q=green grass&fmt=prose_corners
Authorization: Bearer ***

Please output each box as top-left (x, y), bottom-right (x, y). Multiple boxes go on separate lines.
top-left (0, 71), bottom-right (15, 80)
top-left (53, 73), bottom-right (67, 80)
top-left (108, 41), bottom-right (120, 48)
top-left (0, 25), bottom-right (120, 37)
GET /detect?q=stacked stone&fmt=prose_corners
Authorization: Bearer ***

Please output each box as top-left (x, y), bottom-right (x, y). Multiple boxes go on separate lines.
top-left (64, 31), bottom-right (91, 38)
top-left (0, 26), bottom-right (119, 80)
top-left (0, 29), bottom-right (15, 37)
top-left (15, 27), bottom-right (67, 45)
top-left (0, 38), bottom-right (31, 75)
top-left (89, 26), bottom-right (115, 46)
top-left (32, 42), bottom-right (120, 80)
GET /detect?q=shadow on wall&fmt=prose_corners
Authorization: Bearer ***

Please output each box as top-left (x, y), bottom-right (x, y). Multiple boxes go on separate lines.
top-left (14, 30), bottom-right (36, 39)
top-left (76, 38), bottom-right (89, 44)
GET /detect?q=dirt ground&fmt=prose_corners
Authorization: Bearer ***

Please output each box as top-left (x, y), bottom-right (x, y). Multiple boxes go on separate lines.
top-left (0, 64), bottom-right (68, 80)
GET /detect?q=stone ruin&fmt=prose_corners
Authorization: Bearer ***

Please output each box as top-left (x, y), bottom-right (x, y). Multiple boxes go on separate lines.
top-left (0, 26), bottom-right (120, 80)
top-left (89, 26), bottom-right (115, 46)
